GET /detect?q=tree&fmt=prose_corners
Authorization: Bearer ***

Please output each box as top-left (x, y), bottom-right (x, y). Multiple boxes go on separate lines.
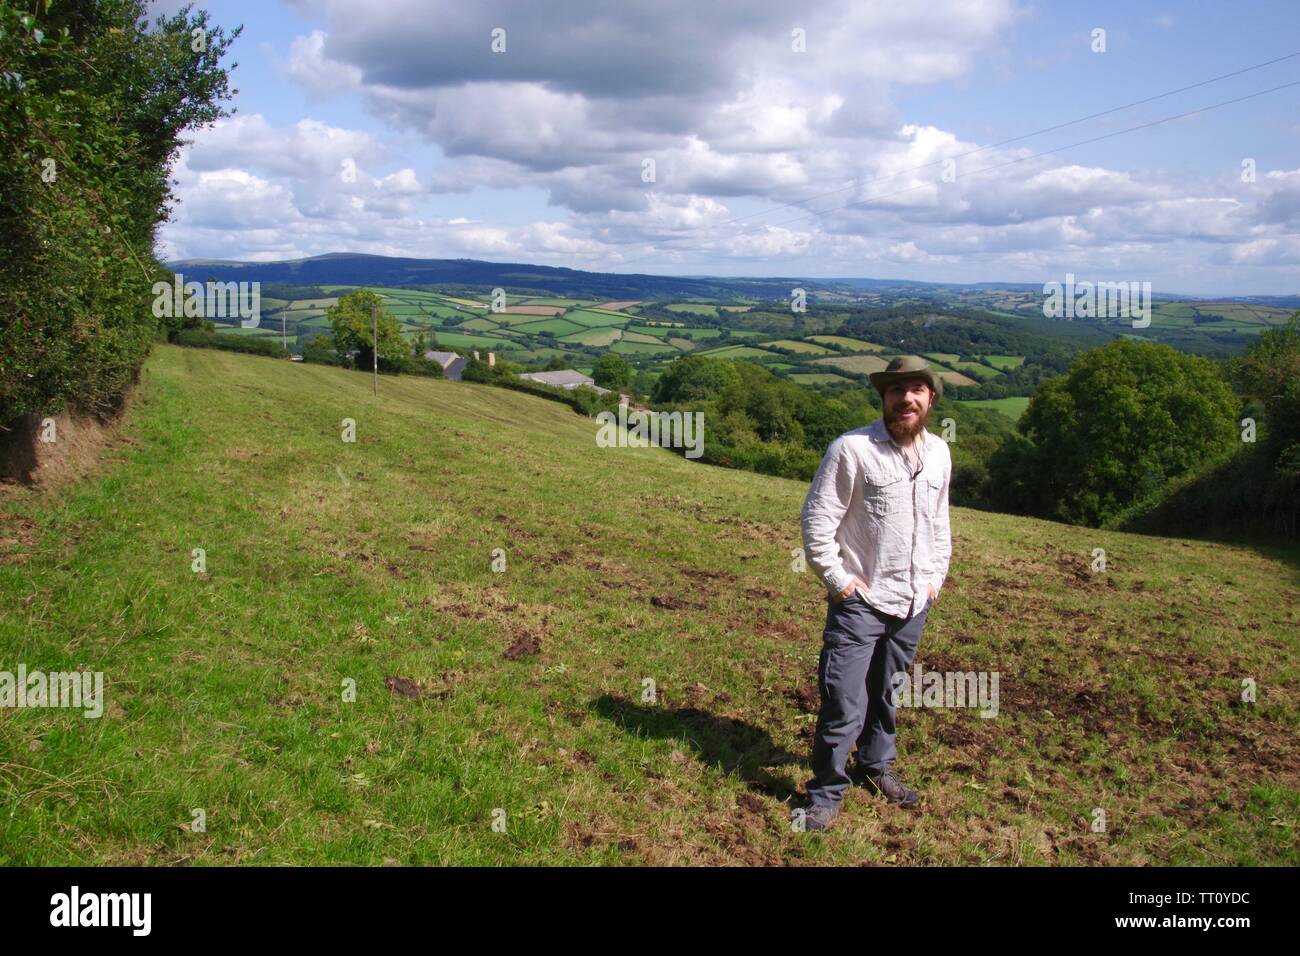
top-left (592, 353), bottom-right (633, 390)
top-left (989, 339), bottom-right (1238, 526)
top-left (327, 289), bottom-right (407, 370)
top-left (1232, 314), bottom-right (1300, 474)
top-left (652, 355), bottom-right (742, 403)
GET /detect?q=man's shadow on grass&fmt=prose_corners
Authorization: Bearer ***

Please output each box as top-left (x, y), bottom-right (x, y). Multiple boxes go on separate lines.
top-left (592, 694), bottom-right (806, 801)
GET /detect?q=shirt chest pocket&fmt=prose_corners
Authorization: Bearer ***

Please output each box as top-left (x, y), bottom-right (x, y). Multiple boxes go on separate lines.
top-left (922, 474), bottom-right (944, 519)
top-left (862, 471), bottom-right (910, 517)
top-left (863, 469), bottom-right (943, 519)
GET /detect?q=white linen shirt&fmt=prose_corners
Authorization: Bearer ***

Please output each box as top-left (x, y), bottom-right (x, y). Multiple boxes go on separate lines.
top-left (800, 418), bottom-right (952, 618)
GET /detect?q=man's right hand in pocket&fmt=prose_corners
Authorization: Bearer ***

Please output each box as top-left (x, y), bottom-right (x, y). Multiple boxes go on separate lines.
top-left (832, 576), bottom-right (870, 604)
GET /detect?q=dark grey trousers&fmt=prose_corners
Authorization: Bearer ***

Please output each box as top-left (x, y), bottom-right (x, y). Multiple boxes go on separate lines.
top-left (806, 593), bottom-right (931, 808)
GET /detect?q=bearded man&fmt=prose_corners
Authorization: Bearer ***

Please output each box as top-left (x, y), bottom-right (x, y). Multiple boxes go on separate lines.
top-left (797, 356), bottom-right (953, 831)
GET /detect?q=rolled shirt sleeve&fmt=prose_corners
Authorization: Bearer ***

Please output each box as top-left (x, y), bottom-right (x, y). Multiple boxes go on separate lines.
top-left (800, 437), bottom-right (857, 597)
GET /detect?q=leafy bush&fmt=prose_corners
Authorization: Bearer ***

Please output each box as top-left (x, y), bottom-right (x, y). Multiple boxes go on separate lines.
top-left (0, 1), bottom-right (239, 426)
top-left (173, 330), bottom-right (288, 359)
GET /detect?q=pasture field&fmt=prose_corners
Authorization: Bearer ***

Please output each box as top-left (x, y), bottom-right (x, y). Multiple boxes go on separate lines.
top-left (1, 345), bottom-right (1293, 866)
top-left (767, 340), bottom-right (834, 354)
top-left (565, 310), bottom-right (634, 329)
top-left (811, 355), bottom-right (890, 374)
top-left (512, 318), bottom-right (587, 337)
top-left (788, 373), bottom-right (852, 385)
top-left (697, 345), bottom-right (780, 359)
top-left (559, 328), bottom-right (622, 347)
top-left (610, 340), bottom-right (676, 355)
top-left (936, 370), bottom-right (979, 387)
top-left (961, 396), bottom-right (1033, 421)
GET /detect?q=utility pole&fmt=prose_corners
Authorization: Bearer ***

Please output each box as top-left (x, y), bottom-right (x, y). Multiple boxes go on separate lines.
top-left (371, 303), bottom-right (379, 396)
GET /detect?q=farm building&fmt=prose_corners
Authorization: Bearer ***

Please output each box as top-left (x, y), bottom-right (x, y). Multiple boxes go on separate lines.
top-left (518, 369), bottom-right (611, 395)
top-left (424, 350), bottom-right (466, 381)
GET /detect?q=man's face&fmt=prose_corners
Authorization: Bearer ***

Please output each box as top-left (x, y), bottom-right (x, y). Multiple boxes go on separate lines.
top-left (883, 379), bottom-right (934, 441)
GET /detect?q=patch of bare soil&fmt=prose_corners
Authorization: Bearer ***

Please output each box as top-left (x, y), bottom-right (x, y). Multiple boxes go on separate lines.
top-left (1, 405), bottom-right (133, 493)
top-left (503, 630), bottom-right (542, 660)
top-left (784, 681), bottom-right (820, 715)
top-left (385, 672), bottom-right (463, 699)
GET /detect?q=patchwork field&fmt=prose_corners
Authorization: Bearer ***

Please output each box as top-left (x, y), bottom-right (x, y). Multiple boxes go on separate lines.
top-left (811, 354), bottom-right (890, 374)
top-left (788, 372), bottom-right (851, 385)
top-left (560, 327), bottom-right (622, 347)
top-left (936, 370), bottom-right (979, 387)
top-left (512, 318), bottom-right (586, 336)
top-left (768, 340), bottom-right (834, 354)
top-left (428, 331), bottom-right (521, 351)
top-left (565, 310), bottom-right (633, 328)
top-left (697, 345), bottom-right (779, 359)
top-left (610, 340), bottom-right (676, 355)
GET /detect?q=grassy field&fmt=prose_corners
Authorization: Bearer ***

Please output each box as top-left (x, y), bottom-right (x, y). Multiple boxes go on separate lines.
top-left (768, 340), bottom-right (834, 354)
top-left (560, 327), bottom-right (622, 347)
top-left (985, 355), bottom-right (1026, 370)
top-left (812, 354), bottom-right (889, 374)
top-left (511, 318), bottom-right (586, 337)
top-left (610, 340), bottom-right (676, 355)
top-left (697, 345), bottom-right (779, 359)
top-left (808, 336), bottom-right (886, 351)
top-left (564, 310), bottom-right (631, 329)
top-left (961, 396), bottom-right (1033, 422)
top-left (788, 373), bottom-right (851, 385)
top-left (1, 346), bottom-right (1296, 865)
top-left (936, 370), bottom-right (979, 387)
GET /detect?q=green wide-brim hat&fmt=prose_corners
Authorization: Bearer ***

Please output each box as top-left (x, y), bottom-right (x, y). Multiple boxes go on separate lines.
top-left (868, 355), bottom-right (943, 400)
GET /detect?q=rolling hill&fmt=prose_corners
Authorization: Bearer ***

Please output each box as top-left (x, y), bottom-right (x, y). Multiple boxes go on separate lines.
top-left (0, 346), bottom-right (1295, 864)
top-left (166, 252), bottom-right (810, 301)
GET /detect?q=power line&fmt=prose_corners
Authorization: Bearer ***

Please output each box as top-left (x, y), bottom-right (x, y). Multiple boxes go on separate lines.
top-left (718, 49), bottom-right (1300, 230)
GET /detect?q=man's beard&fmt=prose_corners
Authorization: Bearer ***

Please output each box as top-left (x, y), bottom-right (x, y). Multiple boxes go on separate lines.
top-left (884, 401), bottom-right (932, 441)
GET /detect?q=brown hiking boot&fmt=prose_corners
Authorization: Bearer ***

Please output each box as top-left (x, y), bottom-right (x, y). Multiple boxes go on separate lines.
top-left (861, 769), bottom-right (921, 808)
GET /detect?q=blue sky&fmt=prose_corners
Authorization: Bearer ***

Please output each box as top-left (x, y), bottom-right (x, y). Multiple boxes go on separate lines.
top-left (155, 0), bottom-right (1300, 294)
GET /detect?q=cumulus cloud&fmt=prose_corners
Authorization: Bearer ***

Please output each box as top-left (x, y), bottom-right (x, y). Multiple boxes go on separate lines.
top-left (156, 0), bottom-right (1300, 292)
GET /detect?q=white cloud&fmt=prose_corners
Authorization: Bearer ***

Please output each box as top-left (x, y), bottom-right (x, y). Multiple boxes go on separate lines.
top-left (157, 2), bottom-right (1300, 292)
